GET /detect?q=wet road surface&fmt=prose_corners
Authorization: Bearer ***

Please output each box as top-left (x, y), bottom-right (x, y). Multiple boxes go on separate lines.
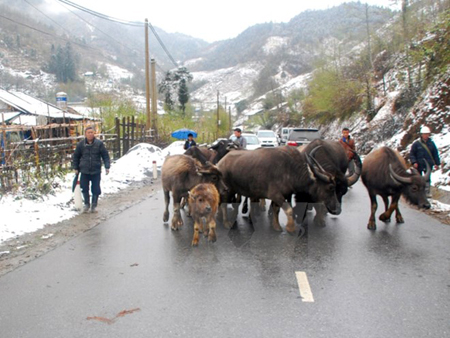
top-left (0, 182), bottom-right (449, 337)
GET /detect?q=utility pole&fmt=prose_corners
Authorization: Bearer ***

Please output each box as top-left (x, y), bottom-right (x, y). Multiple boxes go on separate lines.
top-left (216, 90), bottom-right (220, 138)
top-left (151, 58), bottom-right (158, 139)
top-left (144, 19), bottom-right (151, 131)
top-left (228, 106), bottom-right (232, 135)
top-left (223, 95), bottom-right (228, 134)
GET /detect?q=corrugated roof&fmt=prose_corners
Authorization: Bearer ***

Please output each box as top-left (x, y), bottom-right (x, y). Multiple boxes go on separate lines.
top-left (0, 89), bottom-right (86, 120)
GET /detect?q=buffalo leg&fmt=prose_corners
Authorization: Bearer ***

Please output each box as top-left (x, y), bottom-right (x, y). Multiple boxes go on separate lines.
top-left (242, 196), bottom-right (249, 214)
top-left (368, 193), bottom-right (378, 230)
top-left (282, 202), bottom-right (296, 234)
top-left (192, 219), bottom-right (201, 246)
top-left (208, 218), bottom-right (217, 243)
top-left (395, 205), bottom-right (405, 223)
top-left (379, 193), bottom-right (400, 223)
top-left (180, 197), bottom-right (187, 209)
top-left (390, 194), bottom-right (404, 223)
top-left (271, 203), bottom-right (283, 232)
top-left (171, 193), bottom-right (184, 230)
top-left (163, 190), bottom-right (170, 223)
top-left (313, 203), bottom-right (327, 227)
top-left (382, 196), bottom-right (390, 213)
top-left (259, 198), bottom-right (266, 212)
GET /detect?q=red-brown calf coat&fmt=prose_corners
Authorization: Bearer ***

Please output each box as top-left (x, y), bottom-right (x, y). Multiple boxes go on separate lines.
top-left (188, 183), bottom-right (220, 246)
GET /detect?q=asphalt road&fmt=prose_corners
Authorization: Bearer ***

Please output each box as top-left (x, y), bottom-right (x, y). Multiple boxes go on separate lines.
top-left (0, 181), bottom-right (449, 338)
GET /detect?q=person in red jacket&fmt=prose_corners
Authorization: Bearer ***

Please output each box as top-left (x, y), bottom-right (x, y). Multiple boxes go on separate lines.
top-left (339, 127), bottom-right (356, 162)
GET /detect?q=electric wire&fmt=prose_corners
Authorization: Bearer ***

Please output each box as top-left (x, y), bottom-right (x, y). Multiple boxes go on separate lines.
top-left (55, 0), bottom-right (179, 68)
top-left (22, 0), bottom-right (73, 38)
top-left (0, 14), bottom-right (98, 51)
top-left (54, 0), bottom-right (140, 56)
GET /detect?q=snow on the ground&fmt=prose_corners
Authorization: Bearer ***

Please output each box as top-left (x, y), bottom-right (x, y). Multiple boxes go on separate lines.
top-left (102, 143), bottom-right (164, 194)
top-left (0, 143), bottom-right (167, 244)
top-left (160, 141), bottom-right (186, 157)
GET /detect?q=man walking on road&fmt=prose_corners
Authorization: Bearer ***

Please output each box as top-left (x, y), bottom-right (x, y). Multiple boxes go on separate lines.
top-left (72, 126), bottom-right (111, 213)
top-left (410, 126), bottom-right (441, 198)
top-left (233, 128), bottom-right (247, 149)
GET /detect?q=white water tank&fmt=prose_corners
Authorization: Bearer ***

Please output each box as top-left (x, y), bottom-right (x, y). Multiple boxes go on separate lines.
top-left (56, 92), bottom-right (68, 110)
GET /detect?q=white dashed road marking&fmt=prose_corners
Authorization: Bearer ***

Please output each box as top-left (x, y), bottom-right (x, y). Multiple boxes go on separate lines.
top-left (295, 271), bottom-right (314, 302)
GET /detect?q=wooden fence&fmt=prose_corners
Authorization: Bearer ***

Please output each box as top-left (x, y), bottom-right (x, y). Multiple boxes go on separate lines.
top-left (0, 122), bottom-right (115, 193)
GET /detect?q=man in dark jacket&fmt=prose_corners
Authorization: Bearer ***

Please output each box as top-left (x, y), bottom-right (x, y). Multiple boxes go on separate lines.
top-left (72, 126), bottom-right (111, 213)
top-left (410, 126), bottom-right (441, 197)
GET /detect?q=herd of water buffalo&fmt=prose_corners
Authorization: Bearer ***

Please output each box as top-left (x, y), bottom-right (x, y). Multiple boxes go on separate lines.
top-left (161, 139), bottom-right (432, 246)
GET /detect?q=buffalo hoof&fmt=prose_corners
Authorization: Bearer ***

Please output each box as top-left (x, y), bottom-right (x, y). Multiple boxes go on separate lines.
top-left (379, 213), bottom-right (390, 222)
top-left (163, 212), bottom-right (169, 223)
top-left (314, 217), bottom-right (326, 228)
top-left (286, 225), bottom-right (296, 235)
top-left (272, 223), bottom-right (283, 232)
top-left (208, 232), bottom-right (217, 243)
top-left (223, 221), bottom-right (233, 230)
top-left (396, 215), bottom-right (405, 223)
top-left (367, 221), bottom-right (376, 230)
top-left (191, 240), bottom-right (199, 247)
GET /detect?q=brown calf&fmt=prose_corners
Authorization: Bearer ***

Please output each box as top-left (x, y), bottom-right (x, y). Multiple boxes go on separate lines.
top-left (188, 183), bottom-right (220, 246)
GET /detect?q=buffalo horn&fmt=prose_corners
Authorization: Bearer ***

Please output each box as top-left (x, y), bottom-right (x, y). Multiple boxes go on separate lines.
top-left (389, 164), bottom-right (412, 184)
top-left (306, 146), bottom-right (332, 183)
top-left (346, 153), bottom-right (362, 186)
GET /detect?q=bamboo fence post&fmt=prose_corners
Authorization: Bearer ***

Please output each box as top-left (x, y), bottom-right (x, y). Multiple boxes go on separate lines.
top-left (131, 116), bottom-right (135, 148)
top-left (115, 117), bottom-right (121, 158)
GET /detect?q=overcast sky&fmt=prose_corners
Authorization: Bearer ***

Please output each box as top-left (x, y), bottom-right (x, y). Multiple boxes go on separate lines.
top-left (50, 0), bottom-right (398, 42)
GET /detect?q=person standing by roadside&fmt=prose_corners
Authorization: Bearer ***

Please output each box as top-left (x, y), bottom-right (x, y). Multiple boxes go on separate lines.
top-left (233, 128), bottom-right (247, 149)
top-left (410, 126), bottom-right (441, 198)
top-left (183, 133), bottom-right (197, 150)
top-left (72, 126), bottom-right (111, 213)
top-left (339, 127), bottom-right (356, 162)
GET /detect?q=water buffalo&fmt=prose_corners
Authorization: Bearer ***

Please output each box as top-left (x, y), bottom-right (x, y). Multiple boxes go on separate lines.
top-left (188, 183), bottom-right (220, 246)
top-left (185, 139), bottom-right (238, 165)
top-left (299, 139), bottom-right (362, 226)
top-left (362, 146), bottom-right (431, 230)
top-left (217, 146), bottom-right (341, 233)
top-left (162, 155), bottom-right (226, 230)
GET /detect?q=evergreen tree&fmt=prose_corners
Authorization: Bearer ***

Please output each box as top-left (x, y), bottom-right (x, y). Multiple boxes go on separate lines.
top-left (178, 78), bottom-right (189, 115)
top-left (47, 43), bottom-right (78, 83)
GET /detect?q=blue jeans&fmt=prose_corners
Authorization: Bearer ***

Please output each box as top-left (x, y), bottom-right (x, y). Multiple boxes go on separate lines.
top-left (80, 173), bottom-right (102, 196)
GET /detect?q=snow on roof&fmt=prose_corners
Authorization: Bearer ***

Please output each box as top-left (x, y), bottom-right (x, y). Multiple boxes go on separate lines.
top-left (0, 89), bottom-right (84, 121)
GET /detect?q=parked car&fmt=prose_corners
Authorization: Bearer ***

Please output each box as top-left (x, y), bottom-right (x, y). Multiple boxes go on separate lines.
top-left (257, 130), bottom-right (279, 147)
top-left (280, 127), bottom-right (296, 144)
top-left (286, 128), bottom-right (321, 146)
top-left (230, 133), bottom-right (261, 150)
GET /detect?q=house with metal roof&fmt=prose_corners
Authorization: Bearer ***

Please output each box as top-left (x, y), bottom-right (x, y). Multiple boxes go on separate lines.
top-left (0, 88), bottom-right (94, 126)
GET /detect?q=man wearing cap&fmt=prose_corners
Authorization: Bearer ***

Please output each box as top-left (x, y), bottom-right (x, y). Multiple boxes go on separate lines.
top-left (233, 128), bottom-right (247, 149)
top-left (410, 126), bottom-right (441, 197)
top-left (183, 133), bottom-right (197, 150)
top-left (72, 126), bottom-right (111, 213)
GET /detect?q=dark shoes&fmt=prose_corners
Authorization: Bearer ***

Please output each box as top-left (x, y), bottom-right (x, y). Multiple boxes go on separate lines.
top-left (82, 193), bottom-right (90, 213)
top-left (81, 193), bottom-right (99, 213)
top-left (91, 195), bottom-right (99, 213)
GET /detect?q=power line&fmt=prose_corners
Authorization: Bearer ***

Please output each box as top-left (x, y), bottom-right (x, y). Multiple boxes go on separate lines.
top-left (55, 0), bottom-right (178, 69)
top-left (54, 0), bottom-right (140, 56)
top-left (56, 0), bottom-right (144, 27)
top-left (22, 0), bottom-right (73, 37)
top-left (148, 22), bottom-right (178, 68)
top-left (0, 14), bottom-right (97, 51)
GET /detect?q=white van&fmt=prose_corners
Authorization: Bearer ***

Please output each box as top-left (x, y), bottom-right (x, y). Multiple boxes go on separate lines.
top-left (280, 127), bottom-right (295, 143)
top-left (257, 130), bottom-right (279, 147)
